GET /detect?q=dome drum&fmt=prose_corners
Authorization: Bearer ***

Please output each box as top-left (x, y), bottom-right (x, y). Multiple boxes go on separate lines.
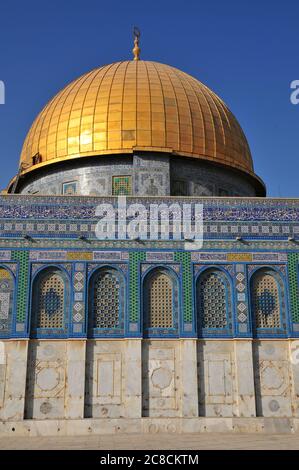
top-left (15, 152), bottom-right (263, 197)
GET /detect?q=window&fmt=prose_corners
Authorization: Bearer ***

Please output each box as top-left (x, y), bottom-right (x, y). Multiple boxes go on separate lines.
top-left (89, 267), bottom-right (124, 333)
top-left (62, 181), bottom-right (77, 195)
top-left (31, 267), bottom-right (68, 334)
top-left (143, 267), bottom-right (179, 335)
top-left (0, 267), bottom-right (14, 334)
top-left (251, 268), bottom-right (283, 330)
top-left (197, 268), bottom-right (232, 333)
top-left (32, 152), bottom-right (42, 165)
top-left (112, 176), bottom-right (132, 196)
top-left (219, 188), bottom-right (229, 196)
top-left (171, 180), bottom-right (188, 196)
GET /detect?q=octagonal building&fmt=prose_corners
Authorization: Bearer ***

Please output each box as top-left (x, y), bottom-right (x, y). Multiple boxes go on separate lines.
top-left (0, 38), bottom-right (299, 436)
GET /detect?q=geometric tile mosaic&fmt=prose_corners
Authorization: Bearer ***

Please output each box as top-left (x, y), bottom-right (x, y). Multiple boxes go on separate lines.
top-left (175, 252), bottom-right (192, 323)
top-left (74, 281), bottom-right (84, 291)
top-left (235, 266), bottom-right (249, 327)
top-left (129, 252), bottom-right (146, 323)
top-left (91, 269), bottom-right (121, 329)
top-left (72, 263), bottom-right (85, 326)
top-left (197, 269), bottom-right (229, 329)
top-left (288, 253), bottom-right (299, 322)
top-left (0, 189), bottom-right (296, 339)
top-left (236, 283), bottom-right (245, 292)
top-left (12, 250), bottom-right (28, 323)
top-left (0, 267), bottom-right (14, 333)
top-left (238, 312), bottom-right (247, 323)
top-left (0, 292), bottom-right (10, 319)
top-left (237, 302), bottom-right (246, 312)
top-left (73, 312), bottom-right (83, 323)
top-left (251, 269), bottom-right (281, 328)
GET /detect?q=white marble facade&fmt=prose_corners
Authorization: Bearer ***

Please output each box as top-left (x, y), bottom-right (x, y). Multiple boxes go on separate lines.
top-left (0, 338), bottom-right (299, 434)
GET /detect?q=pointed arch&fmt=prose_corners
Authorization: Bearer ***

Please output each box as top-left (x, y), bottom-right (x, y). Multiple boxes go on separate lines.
top-left (88, 266), bottom-right (125, 336)
top-left (31, 266), bottom-right (70, 337)
top-left (196, 267), bottom-right (233, 336)
top-left (0, 266), bottom-right (15, 335)
top-left (143, 266), bottom-right (179, 337)
top-left (250, 267), bottom-right (286, 335)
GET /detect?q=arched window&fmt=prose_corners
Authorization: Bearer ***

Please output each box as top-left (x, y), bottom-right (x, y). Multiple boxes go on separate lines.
top-left (250, 268), bottom-right (284, 330)
top-left (0, 267), bottom-right (15, 335)
top-left (197, 268), bottom-right (232, 334)
top-left (88, 267), bottom-right (124, 334)
top-left (143, 267), bottom-right (179, 335)
top-left (31, 267), bottom-right (69, 335)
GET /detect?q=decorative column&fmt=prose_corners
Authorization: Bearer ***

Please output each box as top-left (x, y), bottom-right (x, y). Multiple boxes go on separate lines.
top-left (65, 340), bottom-right (86, 419)
top-left (180, 339), bottom-right (198, 417)
top-left (2, 340), bottom-right (28, 421)
top-left (123, 339), bottom-right (142, 417)
top-left (234, 340), bottom-right (256, 417)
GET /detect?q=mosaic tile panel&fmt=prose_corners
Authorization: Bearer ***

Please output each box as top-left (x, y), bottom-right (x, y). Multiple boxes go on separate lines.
top-left (67, 252), bottom-right (92, 261)
top-left (0, 195), bottom-right (298, 223)
top-left (191, 252), bottom-right (226, 262)
top-left (0, 190), bottom-right (296, 340)
top-left (129, 252), bottom-right (146, 323)
top-left (192, 252), bottom-right (289, 263)
top-left (0, 219), bottom-right (298, 242)
top-left (146, 252), bottom-right (174, 262)
top-left (0, 268), bottom-right (14, 333)
top-left (175, 252), bottom-right (192, 323)
top-left (93, 251), bottom-right (122, 261)
top-left (74, 262), bottom-right (85, 272)
top-left (12, 250), bottom-right (29, 323)
top-left (72, 263), bottom-right (85, 325)
top-left (227, 253), bottom-right (252, 262)
top-left (288, 253), bottom-right (299, 322)
top-left (0, 251), bottom-right (11, 260)
top-left (29, 251), bottom-right (67, 261)
top-left (253, 253), bottom-right (288, 262)
top-left (112, 176), bottom-right (132, 196)
top-left (235, 264), bottom-right (249, 331)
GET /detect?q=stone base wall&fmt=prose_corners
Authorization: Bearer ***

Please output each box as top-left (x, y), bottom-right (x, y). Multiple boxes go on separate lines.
top-left (0, 338), bottom-right (299, 432)
top-left (0, 417), bottom-right (299, 437)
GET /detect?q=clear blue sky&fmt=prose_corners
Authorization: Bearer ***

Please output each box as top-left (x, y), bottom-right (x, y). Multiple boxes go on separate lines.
top-left (0, 0), bottom-right (298, 196)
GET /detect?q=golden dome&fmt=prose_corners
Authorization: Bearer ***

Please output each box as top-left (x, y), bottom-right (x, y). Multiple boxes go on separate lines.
top-left (17, 60), bottom-right (263, 190)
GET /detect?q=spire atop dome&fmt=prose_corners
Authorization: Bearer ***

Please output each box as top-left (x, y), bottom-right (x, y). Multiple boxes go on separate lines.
top-left (132, 26), bottom-right (141, 60)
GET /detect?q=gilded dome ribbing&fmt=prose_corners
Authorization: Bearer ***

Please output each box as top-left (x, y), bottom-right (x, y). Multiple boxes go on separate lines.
top-left (19, 60), bottom-right (258, 181)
